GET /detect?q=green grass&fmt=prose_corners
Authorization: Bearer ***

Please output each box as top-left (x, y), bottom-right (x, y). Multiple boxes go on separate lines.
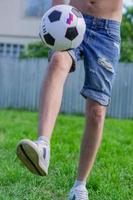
top-left (0, 110), bottom-right (132, 200)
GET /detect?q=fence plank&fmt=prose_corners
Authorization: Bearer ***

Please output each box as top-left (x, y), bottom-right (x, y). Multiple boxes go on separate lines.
top-left (0, 58), bottom-right (133, 118)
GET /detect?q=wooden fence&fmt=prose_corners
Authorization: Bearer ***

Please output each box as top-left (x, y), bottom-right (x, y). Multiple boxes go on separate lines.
top-left (0, 58), bottom-right (133, 119)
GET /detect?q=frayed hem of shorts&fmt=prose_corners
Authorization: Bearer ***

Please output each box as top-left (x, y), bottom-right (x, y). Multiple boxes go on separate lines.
top-left (80, 88), bottom-right (110, 107)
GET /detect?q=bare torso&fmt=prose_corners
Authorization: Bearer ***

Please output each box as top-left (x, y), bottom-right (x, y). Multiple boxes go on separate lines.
top-left (53, 0), bottom-right (123, 22)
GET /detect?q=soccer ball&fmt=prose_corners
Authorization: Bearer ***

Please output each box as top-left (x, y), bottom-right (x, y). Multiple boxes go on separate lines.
top-left (39, 5), bottom-right (86, 51)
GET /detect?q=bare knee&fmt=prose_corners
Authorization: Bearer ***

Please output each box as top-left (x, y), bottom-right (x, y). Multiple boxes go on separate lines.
top-left (49, 52), bottom-right (72, 73)
top-left (86, 100), bottom-right (106, 126)
top-left (90, 107), bottom-right (104, 125)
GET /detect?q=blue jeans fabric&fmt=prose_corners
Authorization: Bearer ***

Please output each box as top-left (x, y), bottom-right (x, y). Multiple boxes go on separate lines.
top-left (49, 14), bottom-right (121, 106)
top-left (68, 14), bottom-right (121, 106)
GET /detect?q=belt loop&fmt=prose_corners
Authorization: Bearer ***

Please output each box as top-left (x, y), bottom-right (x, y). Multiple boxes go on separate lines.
top-left (105, 20), bottom-right (108, 30)
top-left (92, 17), bottom-right (97, 29)
top-left (93, 17), bottom-right (97, 25)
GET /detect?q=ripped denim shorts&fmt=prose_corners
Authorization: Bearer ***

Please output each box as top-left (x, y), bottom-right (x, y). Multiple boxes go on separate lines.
top-left (49, 14), bottom-right (121, 106)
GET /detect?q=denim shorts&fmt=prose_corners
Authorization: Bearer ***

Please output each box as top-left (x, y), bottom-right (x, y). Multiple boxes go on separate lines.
top-left (49, 14), bottom-right (121, 106)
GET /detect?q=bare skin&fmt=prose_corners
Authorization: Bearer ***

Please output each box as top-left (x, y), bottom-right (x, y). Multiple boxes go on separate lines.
top-left (38, 0), bottom-right (123, 182)
top-left (71, 0), bottom-right (123, 21)
top-left (53, 0), bottom-right (123, 21)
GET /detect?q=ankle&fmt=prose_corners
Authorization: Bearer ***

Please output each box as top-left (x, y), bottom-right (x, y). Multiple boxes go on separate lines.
top-left (73, 180), bottom-right (86, 188)
top-left (38, 136), bottom-right (50, 146)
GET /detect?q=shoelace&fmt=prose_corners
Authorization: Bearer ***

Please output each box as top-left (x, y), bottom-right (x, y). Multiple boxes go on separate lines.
top-left (71, 188), bottom-right (88, 200)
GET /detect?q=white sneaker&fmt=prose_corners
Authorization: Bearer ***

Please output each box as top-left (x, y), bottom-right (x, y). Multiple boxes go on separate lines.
top-left (68, 185), bottom-right (89, 200)
top-left (16, 139), bottom-right (50, 176)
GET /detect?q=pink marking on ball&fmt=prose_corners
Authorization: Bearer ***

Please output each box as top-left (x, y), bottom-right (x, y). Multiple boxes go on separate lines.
top-left (67, 13), bottom-right (74, 25)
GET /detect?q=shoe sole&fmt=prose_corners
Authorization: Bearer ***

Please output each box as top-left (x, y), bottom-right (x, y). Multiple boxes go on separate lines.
top-left (16, 139), bottom-right (48, 176)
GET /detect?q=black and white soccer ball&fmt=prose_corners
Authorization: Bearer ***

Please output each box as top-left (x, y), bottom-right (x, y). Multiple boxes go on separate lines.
top-left (39, 5), bottom-right (86, 51)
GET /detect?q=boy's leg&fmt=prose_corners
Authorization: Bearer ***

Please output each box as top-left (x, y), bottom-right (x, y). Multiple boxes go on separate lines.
top-left (38, 51), bottom-right (72, 139)
top-left (16, 51), bottom-right (73, 176)
top-left (69, 99), bottom-right (106, 200)
top-left (77, 99), bottom-right (106, 181)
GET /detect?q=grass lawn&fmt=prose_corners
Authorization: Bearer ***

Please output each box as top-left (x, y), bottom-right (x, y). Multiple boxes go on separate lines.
top-left (0, 110), bottom-right (132, 200)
